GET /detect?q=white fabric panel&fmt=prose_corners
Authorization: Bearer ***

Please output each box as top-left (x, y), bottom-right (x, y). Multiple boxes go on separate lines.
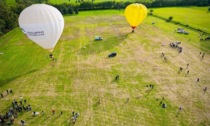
top-left (18, 4), bottom-right (64, 50)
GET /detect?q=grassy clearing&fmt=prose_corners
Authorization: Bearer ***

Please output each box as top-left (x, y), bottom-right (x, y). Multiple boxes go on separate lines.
top-left (151, 6), bottom-right (210, 33)
top-left (0, 9), bottom-right (210, 126)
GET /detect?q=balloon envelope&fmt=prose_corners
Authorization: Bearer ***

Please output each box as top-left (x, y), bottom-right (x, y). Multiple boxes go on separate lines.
top-left (18, 4), bottom-right (64, 51)
top-left (125, 3), bottom-right (147, 30)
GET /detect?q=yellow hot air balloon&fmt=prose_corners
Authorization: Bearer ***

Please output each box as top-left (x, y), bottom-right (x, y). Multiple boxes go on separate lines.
top-left (125, 3), bottom-right (147, 32)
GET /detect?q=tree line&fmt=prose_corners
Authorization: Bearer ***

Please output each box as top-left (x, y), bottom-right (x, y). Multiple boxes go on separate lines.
top-left (0, 0), bottom-right (210, 35)
top-left (0, 0), bottom-right (48, 35)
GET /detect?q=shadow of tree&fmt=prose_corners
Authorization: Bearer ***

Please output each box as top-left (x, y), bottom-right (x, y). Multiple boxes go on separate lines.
top-left (200, 39), bottom-right (210, 53)
top-left (0, 69), bottom-right (39, 87)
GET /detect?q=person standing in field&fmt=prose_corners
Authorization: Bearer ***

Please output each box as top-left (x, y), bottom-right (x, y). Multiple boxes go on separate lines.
top-left (42, 110), bottom-right (44, 115)
top-left (52, 109), bottom-right (55, 115)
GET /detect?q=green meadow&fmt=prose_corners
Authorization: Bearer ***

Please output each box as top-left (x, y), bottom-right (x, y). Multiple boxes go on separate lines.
top-left (5, 0), bottom-right (16, 5)
top-left (49, 0), bottom-right (131, 4)
top-left (0, 8), bottom-right (210, 126)
top-left (5, 0), bottom-right (134, 5)
top-left (152, 6), bottom-right (210, 33)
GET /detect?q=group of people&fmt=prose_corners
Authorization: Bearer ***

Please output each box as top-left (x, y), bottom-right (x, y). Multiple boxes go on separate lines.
top-left (158, 97), bottom-right (167, 108)
top-left (159, 39), bottom-right (209, 117)
top-left (1, 96), bottom-right (81, 125)
top-left (161, 52), bottom-right (168, 61)
top-left (177, 64), bottom-right (190, 77)
top-left (169, 41), bottom-right (183, 53)
top-left (72, 111), bottom-right (79, 124)
top-left (199, 52), bottom-right (205, 59)
top-left (0, 96), bottom-right (30, 125)
top-left (12, 98), bottom-right (31, 112)
top-left (0, 108), bottom-right (15, 124)
top-left (159, 96), bottom-right (183, 116)
top-left (1, 89), bottom-right (13, 98)
top-left (198, 52), bottom-right (207, 93)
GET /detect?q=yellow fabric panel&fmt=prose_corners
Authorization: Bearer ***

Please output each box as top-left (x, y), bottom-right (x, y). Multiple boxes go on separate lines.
top-left (139, 4), bottom-right (147, 19)
top-left (125, 3), bottom-right (147, 29)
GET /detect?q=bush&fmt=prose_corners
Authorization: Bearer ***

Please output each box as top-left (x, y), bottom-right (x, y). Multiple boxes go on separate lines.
top-left (124, 2), bottom-right (132, 7)
top-left (94, 1), bottom-right (113, 9)
top-left (74, 8), bottom-right (79, 14)
top-left (79, 2), bottom-right (93, 10)
top-left (174, 21), bottom-right (180, 25)
top-left (197, 29), bottom-right (202, 32)
top-left (149, 10), bottom-right (154, 15)
top-left (0, 2), bottom-right (18, 35)
top-left (0, 19), bottom-right (5, 36)
top-left (167, 16), bottom-right (173, 22)
top-left (53, 4), bottom-right (76, 15)
top-left (114, 2), bottom-right (124, 10)
top-left (11, 3), bottom-right (26, 15)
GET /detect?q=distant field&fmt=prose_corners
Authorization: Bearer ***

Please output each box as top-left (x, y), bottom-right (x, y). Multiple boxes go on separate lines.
top-left (5, 0), bottom-right (134, 5)
top-left (152, 6), bottom-right (210, 33)
top-left (0, 8), bottom-right (210, 126)
top-left (48, 0), bottom-right (134, 4)
top-left (5, 0), bottom-right (16, 5)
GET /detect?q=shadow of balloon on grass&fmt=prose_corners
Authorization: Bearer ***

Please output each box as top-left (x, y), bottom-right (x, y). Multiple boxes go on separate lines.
top-left (78, 33), bottom-right (130, 56)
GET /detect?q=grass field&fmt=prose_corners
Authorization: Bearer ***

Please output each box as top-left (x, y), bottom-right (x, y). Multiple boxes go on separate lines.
top-left (152, 6), bottom-right (210, 33)
top-left (0, 9), bottom-right (210, 126)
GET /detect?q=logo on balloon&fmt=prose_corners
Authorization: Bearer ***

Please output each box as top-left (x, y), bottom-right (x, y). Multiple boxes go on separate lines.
top-left (27, 31), bottom-right (45, 36)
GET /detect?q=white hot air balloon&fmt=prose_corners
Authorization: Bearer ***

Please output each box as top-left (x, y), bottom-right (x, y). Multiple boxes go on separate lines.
top-left (18, 4), bottom-right (64, 52)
